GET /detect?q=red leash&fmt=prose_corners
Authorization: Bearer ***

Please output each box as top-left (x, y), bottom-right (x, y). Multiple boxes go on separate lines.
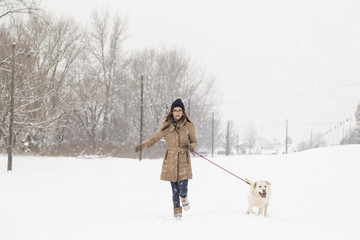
top-left (191, 150), bottom-right (250, 185)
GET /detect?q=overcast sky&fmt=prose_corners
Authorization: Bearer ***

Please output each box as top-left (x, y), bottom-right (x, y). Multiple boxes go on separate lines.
top-left (41, 0), bottom-right (360, 144)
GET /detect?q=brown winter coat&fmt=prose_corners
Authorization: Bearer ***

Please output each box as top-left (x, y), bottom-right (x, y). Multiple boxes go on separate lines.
top-left (141, 117), bottom-right (197, 182)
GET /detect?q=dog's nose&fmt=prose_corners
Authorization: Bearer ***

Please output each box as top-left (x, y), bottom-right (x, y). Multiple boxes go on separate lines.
top-left (262, 189), bottom-right (266, 193)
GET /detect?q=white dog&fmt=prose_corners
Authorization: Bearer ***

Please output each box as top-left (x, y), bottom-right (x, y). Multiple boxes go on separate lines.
top-left (245, 178), bottom-right (272, 217)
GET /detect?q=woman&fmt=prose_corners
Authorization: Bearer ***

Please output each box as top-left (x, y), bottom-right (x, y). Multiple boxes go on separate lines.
top-left (135, 98), bottom-right (197, 219)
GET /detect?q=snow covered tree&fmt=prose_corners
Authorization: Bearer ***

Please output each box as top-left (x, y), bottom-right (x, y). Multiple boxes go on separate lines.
top-left (0, 0), bottom-right (39, 21)
top-left (245, 125), bottom-right (257, 154)
top-left (128, 47), bottom-right (217, 157)
top-left (88, 10), bottom-right (127, 143)
top-left (297, 141), bottom-right (309, 152)
top-left (342, 103), bottom-right (360, 145)
top-left (0, 13), bottom-right (86, 156)
top-left (311, 133), bottom-right (326, 148)
top-left (67, 10), bottom-right (128, 154)
top-left (1, 6), bottom-right (219, 158)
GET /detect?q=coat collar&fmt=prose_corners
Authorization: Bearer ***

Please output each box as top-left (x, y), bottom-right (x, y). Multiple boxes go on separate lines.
top-left (167, 116), bottom-right (187, 131)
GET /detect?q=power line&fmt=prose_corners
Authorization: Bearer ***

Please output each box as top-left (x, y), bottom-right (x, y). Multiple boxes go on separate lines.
top-left (220, 80), bottom-right (360, 105)
top-left (232, 121), bottom-right (341, 127)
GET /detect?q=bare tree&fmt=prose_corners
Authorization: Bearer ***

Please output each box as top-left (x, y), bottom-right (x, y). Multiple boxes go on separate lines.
top-left (0, 13), bottom-right (86, 157)
top-left (0, 0), bottom-right (39, 21)
top-left (311, 133), bottom-right (325, 148)
top-left (90, 10), bottom-right (127, 142)
top-left (1, 7), bottom-right (219, 158)
top-left (68, 10), bottom-right (128, 154)
top-left (129, 47), bottom-right (217, 156)
top-left (245, 125), bottom-right (257, 154)
top-left (297, 141), bottom-right (309, 152)
top-left (71, 58), bottom-right (105, 152)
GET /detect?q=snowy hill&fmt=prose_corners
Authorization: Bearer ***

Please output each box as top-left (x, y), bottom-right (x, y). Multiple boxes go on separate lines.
top-left (1, 145), bottom-right (360, 240)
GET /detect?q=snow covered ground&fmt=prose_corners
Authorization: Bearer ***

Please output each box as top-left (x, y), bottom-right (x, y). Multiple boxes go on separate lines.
top-left (1, 145), bottom-right (360, 240)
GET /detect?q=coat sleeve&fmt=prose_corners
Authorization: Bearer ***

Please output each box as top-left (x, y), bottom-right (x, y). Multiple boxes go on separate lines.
top-left (188, 122), bottom-right (197, 150)
top-left (141, 122), bottom-right (166, 150)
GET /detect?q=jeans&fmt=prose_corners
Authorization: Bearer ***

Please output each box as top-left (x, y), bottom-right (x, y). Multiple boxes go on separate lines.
top-left (170, 180), bottom-right (188, 208)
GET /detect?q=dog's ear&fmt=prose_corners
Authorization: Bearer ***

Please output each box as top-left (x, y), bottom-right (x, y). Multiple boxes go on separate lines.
top-left (265, 181), bottom-right (271, 186)
top-left (253, 182), bottom-right (257, 188)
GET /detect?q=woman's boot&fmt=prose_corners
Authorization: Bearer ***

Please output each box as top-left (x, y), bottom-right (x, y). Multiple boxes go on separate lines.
top-left (174, 207), bottom-right (182, 219)
top-left (180, 196), bottom-right (190, 211)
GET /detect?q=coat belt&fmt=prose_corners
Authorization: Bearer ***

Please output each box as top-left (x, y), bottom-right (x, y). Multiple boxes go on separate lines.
top-left (166, 146), bottom-right (188, 152)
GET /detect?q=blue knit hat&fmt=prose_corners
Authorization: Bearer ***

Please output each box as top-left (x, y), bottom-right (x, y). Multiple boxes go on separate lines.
top-left (171, 98), bottom-right (185, 111)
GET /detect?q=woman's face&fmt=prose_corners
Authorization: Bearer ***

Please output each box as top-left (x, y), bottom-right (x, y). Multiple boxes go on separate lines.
top-left (172, 107), bottom-right (183, 121)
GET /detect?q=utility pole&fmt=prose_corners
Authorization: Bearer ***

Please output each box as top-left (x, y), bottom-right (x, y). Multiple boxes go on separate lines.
top-left (285, 119), bottom-right (288, 154)
top-left (211, 112), bottom-right (214, 157)
top-left (8, 43), bottom-right (16, 171)
top-left (188, 98), bottom-right (191, 118)
top-left (226, 121), bottom-right (230, 156)
top-left (139, 75), bottom-right (144, 161)
top-left (349, 117), bottom-right (352, 142)
top-left (248, 126), bottom-right (252, 155)
top-left (236, 132), bottom-right (239, 155)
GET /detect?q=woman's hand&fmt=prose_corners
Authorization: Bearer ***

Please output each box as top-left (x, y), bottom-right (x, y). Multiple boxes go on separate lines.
top-left (135, 145), bottom-right (143, 152)
top-left (187, 144), bottom-right (194, 153)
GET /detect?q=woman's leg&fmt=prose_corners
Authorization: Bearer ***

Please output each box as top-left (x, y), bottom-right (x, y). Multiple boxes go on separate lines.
top-left (178, 180), bottom-right (190, 211)
top-left (178, 179), bottom-right (188, 197)
top-left (170, 181), bottom-right (180, 208)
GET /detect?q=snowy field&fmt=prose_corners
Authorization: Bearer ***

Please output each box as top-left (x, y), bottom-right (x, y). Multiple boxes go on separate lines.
top-left (1, 145), bottom-right (360, 240)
